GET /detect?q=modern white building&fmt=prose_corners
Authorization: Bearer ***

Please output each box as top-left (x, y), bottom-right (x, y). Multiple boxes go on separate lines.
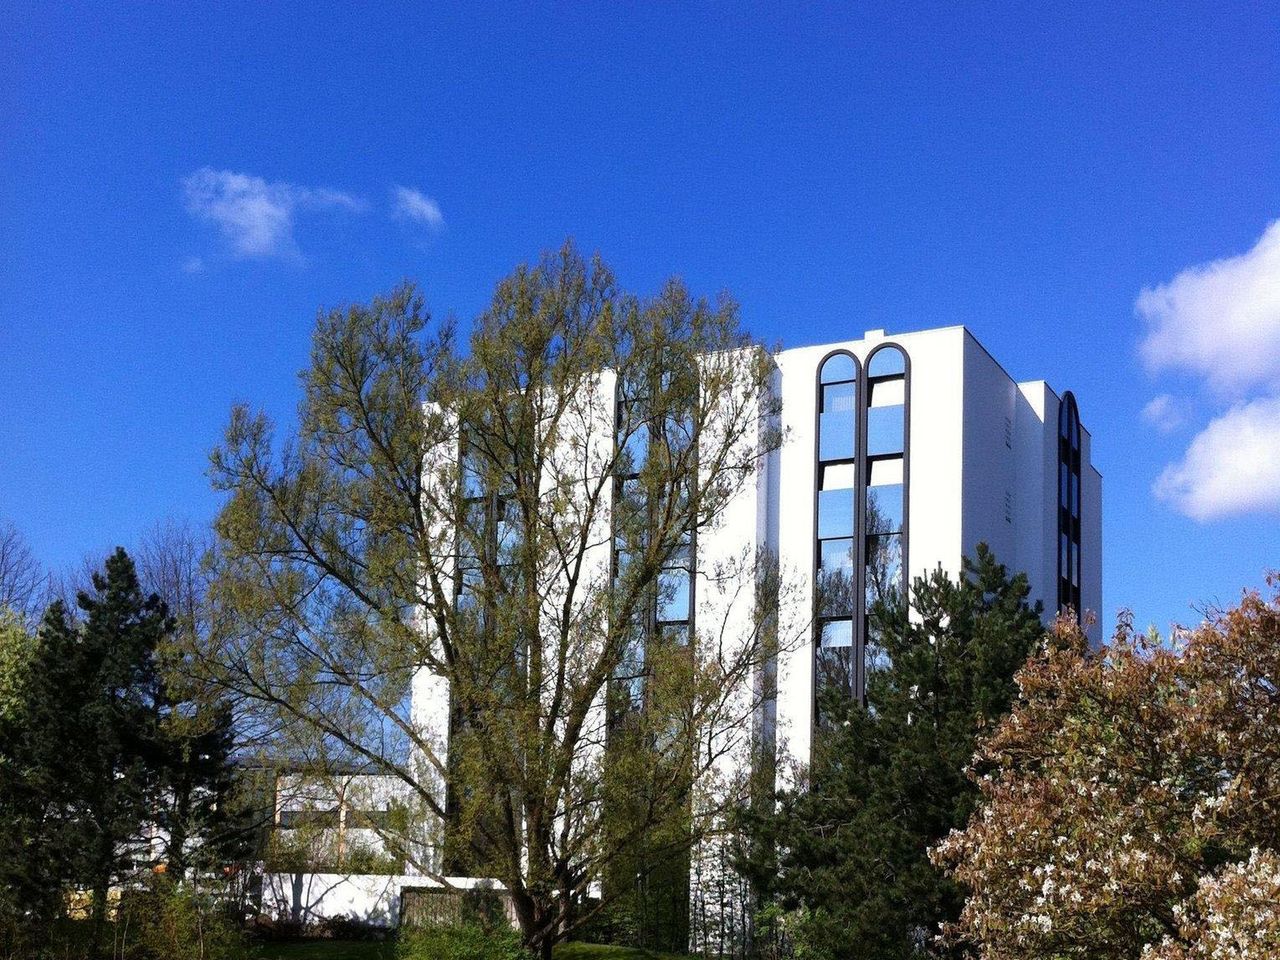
top-left (766, 325), bottom-right (1101, 765)
top-left (267, 323), bottom-right (1102, 934)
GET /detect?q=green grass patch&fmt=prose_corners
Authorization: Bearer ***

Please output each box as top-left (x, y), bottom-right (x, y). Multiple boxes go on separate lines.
top-left (553, 943), bottom-right (695, 960)
top-left (252, 940), bottom-right (396, 960)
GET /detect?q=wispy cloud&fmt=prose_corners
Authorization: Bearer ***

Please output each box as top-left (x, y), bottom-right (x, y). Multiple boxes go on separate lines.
top-left (1138, 219), bottom-right (1280, 397)
top-left (1138, 218), bottom-right (1280, 520)
top-left (392, 186), bottom-right (444, 229)
top-left (1154, 397), bottom-right (1280, 521)
top-left (1140, 394), bottom-right (1186, 434)
top-left (183, 168), bottom-right (366, 261)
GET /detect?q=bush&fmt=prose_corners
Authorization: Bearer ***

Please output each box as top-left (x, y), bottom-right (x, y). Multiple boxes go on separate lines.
top-left (116, 879), bottom-right (243, 960)
top-left (397, 922), bottom-right (531, 960)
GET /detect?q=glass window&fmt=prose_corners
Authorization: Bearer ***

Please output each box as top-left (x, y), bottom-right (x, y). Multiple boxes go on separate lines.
top-left (815, 645), bottom-right (856, 713)
top-left (620, 420), bottom-right (648, 471)
top-left (822, 381), bottom-right (856, 414)
top-left (867, 377), bottom-right (905, 408)
top-left (818, 488), bottom-right (855, 539)
top-left (821, 462), bottom-right (856, 490)
top-left (1060, 533), bottom-right (1069, 575)
top-left (819, 618), bottom-right (853, 648)
top-left (657, 566), bottom-right (690, 623)
top-left (816, 565), bottom-right (855, 618)
top-left (867, 405), bottom-right (904, 456)
top-left (820, 412), bottom-right (856, 461)
top-left (868, 347), bottom-right (906, 378)
top-left (1071, 471), bottom-right (1080, 518)
top-left (866, 481), bottom-right (903, 535)
top-left (819, 537), bottom-right (855, 572)
top-left (865, 533), bottom-right (903, 608)
top-left (820, 353), bottom-right (857, 384)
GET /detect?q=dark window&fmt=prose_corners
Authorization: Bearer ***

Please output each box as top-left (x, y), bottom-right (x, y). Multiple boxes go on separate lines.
top-left (609, 372), bottom-right (697, 723)
top-left (1057, 392), bottom-right (1083, 619)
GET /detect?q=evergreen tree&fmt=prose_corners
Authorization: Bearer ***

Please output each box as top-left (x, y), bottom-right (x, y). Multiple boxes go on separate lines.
top-left (738, 544), bottom-right (1044, 960)
top-left (27, 549), bottom-right (172, 951)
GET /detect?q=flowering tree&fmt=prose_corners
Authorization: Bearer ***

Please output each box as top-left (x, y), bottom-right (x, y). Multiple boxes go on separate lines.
top-left (933, 580), bottom-right (1280, 959)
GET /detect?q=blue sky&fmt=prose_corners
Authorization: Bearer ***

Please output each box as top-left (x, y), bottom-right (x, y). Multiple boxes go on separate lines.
top-left (2, 1), bottom-right (1277, 635)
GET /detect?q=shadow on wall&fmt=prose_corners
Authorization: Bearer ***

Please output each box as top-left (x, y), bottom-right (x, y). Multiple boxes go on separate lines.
top-left (263, 872), bottom-right (404, 928)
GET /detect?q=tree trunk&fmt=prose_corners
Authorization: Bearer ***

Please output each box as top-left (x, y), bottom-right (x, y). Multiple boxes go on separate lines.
top-left (89, 875), bottom-right (110, 960)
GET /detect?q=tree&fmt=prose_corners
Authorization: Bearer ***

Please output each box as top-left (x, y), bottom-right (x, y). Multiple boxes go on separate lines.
top-left (0, 605), bottom-right (69, 951)
top-left (738, 545), bottom-right (1045, 960)
top-left (933, 580), bottom-right (1280, 959)
top-left (207, 243), bottom-right (787, 957)
top-left (135, 521), bottom-right (259, 876)
top-left (0, 519), bottom-right (46, 625)
top-left (27, 549), bottom-right (173, 953)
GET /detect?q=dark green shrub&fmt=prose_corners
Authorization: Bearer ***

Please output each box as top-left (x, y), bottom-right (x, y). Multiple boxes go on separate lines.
top-left (116, 879), bottom-right (243, 960)
top-left (397, 922), bottom-right (531, 960)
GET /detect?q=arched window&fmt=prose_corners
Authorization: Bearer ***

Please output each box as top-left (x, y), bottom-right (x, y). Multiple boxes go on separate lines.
top-left (863, 345), bottom-right (908, 677)
top-left (814, 352), bottom-right (860, 720)
top-left (1057, 391), bottom-right (1082, 619)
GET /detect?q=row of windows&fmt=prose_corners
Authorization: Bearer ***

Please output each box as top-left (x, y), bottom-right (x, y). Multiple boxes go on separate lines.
top-left (814, 344), bottom-right (908, 719)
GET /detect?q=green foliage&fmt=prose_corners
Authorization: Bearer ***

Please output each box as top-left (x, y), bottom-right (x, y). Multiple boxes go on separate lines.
top-left (397, 922), bottom-right (531, 960)
top-left (0, 548), bottom-right (254, 953)
top-left (117, 878), bottom-right (244, 960)
top-left (552, 943), bottom-right (694, 960)
top-left (208, 243), bottom-right (783, 958)
top-left (738, 545), bottom-right (1045, 960)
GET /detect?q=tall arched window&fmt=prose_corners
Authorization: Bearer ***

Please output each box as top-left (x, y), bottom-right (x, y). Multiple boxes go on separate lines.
top-left (814, 352), bottom-right (860, 720)
top-left (1057, 391), bottom-right (1082, 619)
top-left (863, 345), bottom-right (908, 676)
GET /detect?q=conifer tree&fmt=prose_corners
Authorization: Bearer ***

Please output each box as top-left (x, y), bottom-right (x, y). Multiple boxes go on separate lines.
top-left (738, 545), bottom-right (1045, 960)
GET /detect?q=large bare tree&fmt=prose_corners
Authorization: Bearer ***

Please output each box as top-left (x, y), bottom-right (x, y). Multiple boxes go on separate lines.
top-left (207, 244), bottom-right (792, 956)
top-left (0, 521), bottom-right (47, 624)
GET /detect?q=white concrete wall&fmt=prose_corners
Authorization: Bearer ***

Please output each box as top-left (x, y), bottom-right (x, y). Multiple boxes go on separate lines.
top-left (961, 332), bottom-right (1019, 568)
top-left (261, 872), bottom-right (512, 928)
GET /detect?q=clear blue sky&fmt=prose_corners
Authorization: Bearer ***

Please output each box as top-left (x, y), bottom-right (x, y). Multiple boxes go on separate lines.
top-left (3, 1), bottom-right (1278, 635)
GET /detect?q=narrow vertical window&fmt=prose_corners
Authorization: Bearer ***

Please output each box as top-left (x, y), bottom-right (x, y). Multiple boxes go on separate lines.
top-left (863, 345), bottom-right (908, 679)
top-left (1057, 391), bottom-right (1082, 619)
top-left (814, 353), bottom-right (860, 722)
top-left (609, 372), bottom-right (697, 722)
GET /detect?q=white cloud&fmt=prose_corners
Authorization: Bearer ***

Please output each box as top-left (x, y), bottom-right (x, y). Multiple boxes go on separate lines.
top-left (183, 168), bottom-right (365, 260)
top-left (392, 186), bottom-right (444, 229)
top-left (1153, 396), bottom-right (1280, 521)
top-left (1140, 394), bottom-right (1186, 434)
top-left (1137, 219), bottom-right (1280, 396)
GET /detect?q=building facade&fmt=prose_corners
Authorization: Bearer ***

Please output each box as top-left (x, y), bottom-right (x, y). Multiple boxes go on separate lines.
top-left (767, 325), bottom-right (1102, 766)
top-left (272, 324), bottom-right (1102, 934)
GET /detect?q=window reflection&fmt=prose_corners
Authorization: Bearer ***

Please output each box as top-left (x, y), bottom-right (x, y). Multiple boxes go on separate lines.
top-left (867, 405), bottom-right (904, 456)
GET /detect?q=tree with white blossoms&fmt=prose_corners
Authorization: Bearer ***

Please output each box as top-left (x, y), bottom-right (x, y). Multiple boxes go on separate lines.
top-left (933, 580), bottom-right (1280, 959)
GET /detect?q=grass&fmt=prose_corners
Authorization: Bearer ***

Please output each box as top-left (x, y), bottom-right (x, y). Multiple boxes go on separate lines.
top-left (553, 942), bottom-right (695, 960)
top-left (250, 940), bottom-right (692, 960)
top-left (252, 941), bottom-right (396, 960)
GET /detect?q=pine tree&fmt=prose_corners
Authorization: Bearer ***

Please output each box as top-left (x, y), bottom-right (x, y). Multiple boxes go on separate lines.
top-left (27, 549), bottom-right (172, 951)
top-left (738, 544), bottom-right (1045, 960)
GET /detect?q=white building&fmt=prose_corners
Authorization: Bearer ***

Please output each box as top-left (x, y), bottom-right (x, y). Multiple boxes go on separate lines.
top-left (271, 324), bottom-right (1102, 933)
top-left (767, 325), bottom-right (1101, 765)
